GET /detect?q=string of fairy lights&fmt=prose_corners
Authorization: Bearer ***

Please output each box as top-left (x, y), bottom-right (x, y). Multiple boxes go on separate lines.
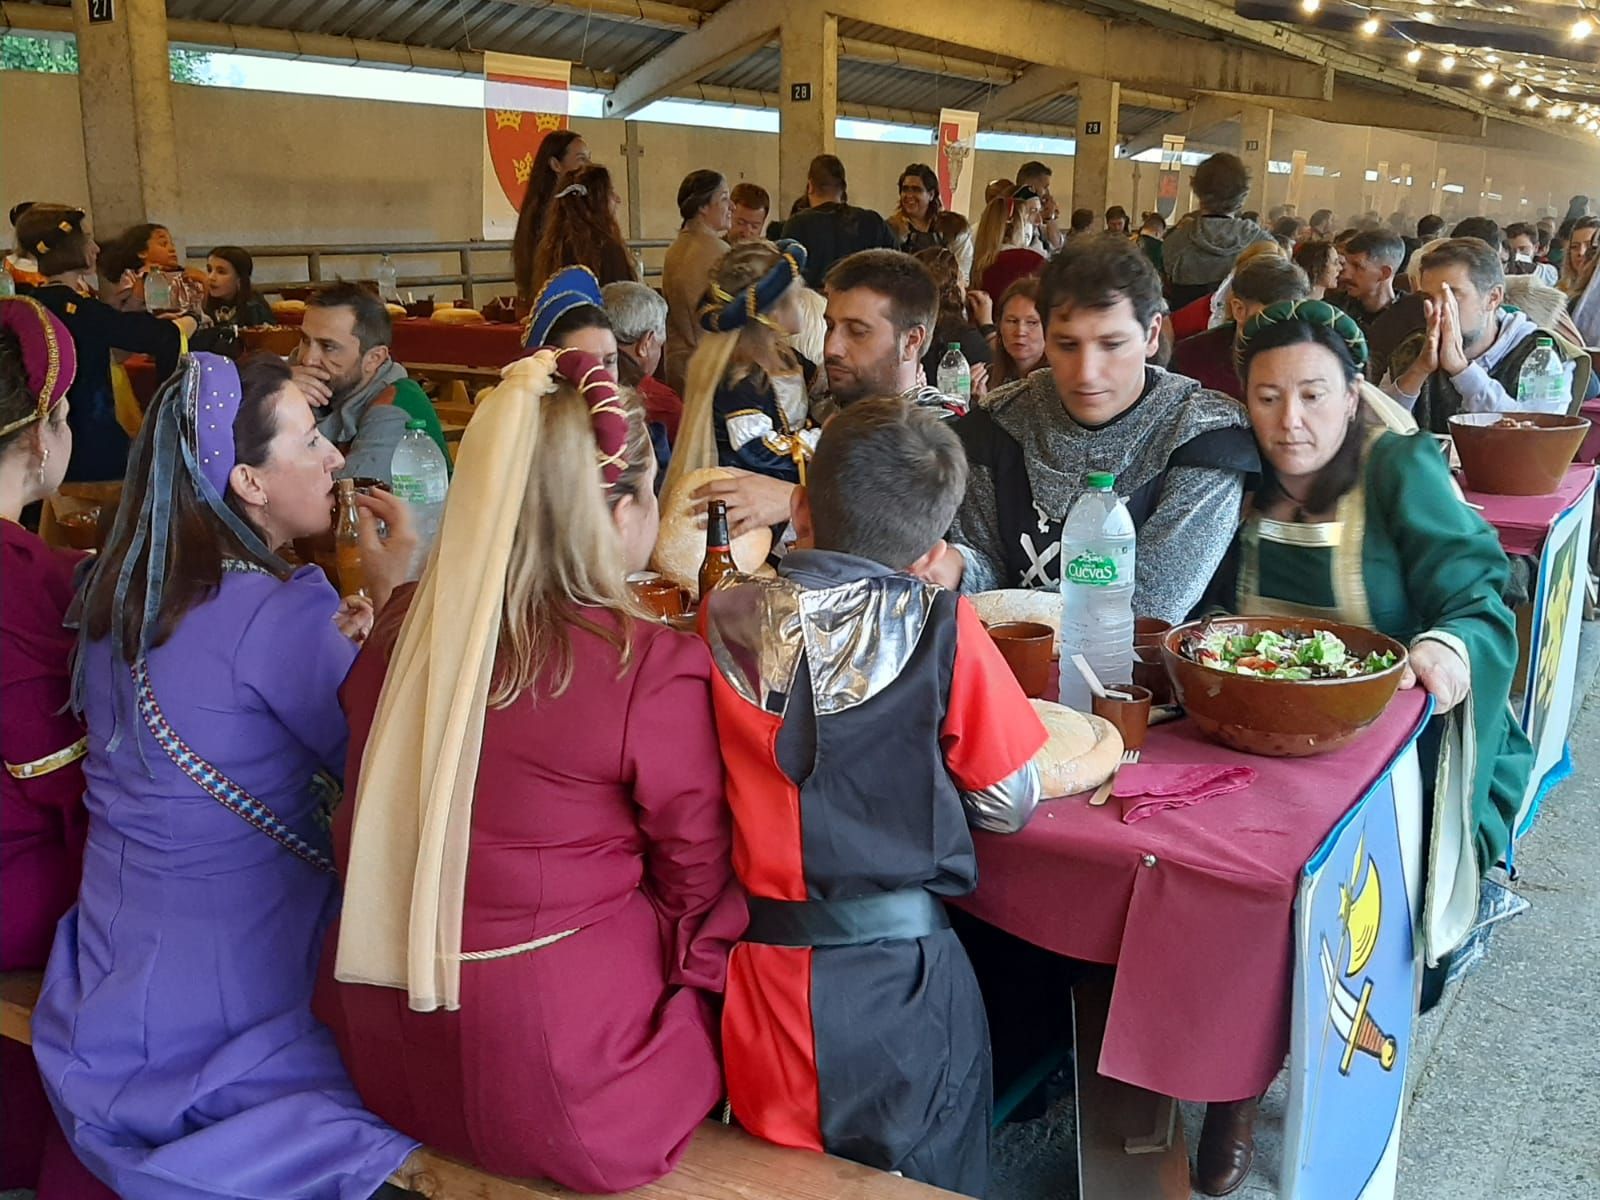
top-left (1288, 0), bottom-right (1600, 135)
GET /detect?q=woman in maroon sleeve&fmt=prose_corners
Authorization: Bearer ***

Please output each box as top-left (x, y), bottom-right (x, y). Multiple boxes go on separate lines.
top-left (0, 297), bottom-right (116, 1198)
top-left (317, 348), bottom-right (743, 1194)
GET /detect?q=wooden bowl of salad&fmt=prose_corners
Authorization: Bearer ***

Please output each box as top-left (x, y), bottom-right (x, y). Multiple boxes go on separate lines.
top-left (1160, 617), bottom-right (1408, 757)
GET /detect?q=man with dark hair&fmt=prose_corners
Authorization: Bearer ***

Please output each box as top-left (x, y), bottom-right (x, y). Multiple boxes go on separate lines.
top-left (728, 182), bottom-right (770, 245)
top-left (1416, 213), bottom-right (1445, 241)
top-left (1308, 208), bottom-right (1335, 239)
top-left (1384, 237), bottom-right (1583, 431)
top-left (1015, 161), bottom-right (1065, 251)
top-left (703, 395), bottom-right (1042, 1197)
top-left (934, 235), bottom-right (1256, 622)
top-left (1170, 256), bottom-right (1310, 399)
top-left (293, 282), bottom-right (447, 482)
top-left (1336, 229), bottom-right (1404, 328)
top-left (821, 249), bottom-right (952, 415)
top-left (1104, 206), bottom-right (1130, 237)
top-left (1162, 152), bottom-right (1275, 308)
top-left (1504, 222), bottom-right (1558, 286)
top-left (1450, 216), bottom-right (1502, 255)
top-left (782, 154), bottom-right (896, 287)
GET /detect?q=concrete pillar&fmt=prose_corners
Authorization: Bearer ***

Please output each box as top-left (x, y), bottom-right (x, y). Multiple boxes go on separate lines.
top-left (1239, 105), bottom-right (1274, 213)
top-left (778, 5), bottom-right (837, 218)
top-left (1071, 77), bottom-right (1120, 222)
top-left (72, 0), bottom-right (182, 236)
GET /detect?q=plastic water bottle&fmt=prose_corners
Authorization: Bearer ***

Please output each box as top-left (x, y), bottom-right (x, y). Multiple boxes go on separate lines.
top-left (1057, 472), bottom-right (1136, 712)
top-left (937, 342), bottom-right (971, 409)
top-left (390, 419), bottom-right (449, 573)
top-left (376, 254), bottom-right (400, 302)
top-left (1516, 336), bottom-right (1569, 413)
top-left (143, 269), bottom-right (173, 313)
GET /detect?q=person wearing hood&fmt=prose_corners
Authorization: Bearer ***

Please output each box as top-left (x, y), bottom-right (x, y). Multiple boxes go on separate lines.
top-left (1383, 238), bottom-right (1584, 433)
top-left (1163, 153), bottom-right (1276, 310)
top-left (933, 237), bottom-right (1259, 624)
top-left (289, 282), bottom-right (449, 483)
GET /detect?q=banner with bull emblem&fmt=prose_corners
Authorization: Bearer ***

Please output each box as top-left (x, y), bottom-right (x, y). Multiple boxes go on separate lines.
top-left (937, 108), bottom-right (979, 219)
top-left (483, 52), bottom-right (571, 239)
top-left (1284, 725), bottom-right (1427, 1200)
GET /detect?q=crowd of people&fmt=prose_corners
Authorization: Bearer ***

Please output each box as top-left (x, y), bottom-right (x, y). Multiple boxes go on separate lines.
top-left (0, 132), bottom-right (1580, 1200)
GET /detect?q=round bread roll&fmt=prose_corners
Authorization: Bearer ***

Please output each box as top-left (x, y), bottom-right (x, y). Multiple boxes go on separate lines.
top-left (433, 306), bottom-right (486, 325)
top-left (270, 299), bottom-right (306, 316)
top-left (971, 589), bottom-right (1060, 637)
top-left (1029, 700), bottom-right (1123, 798)
top-left (384, 303), bottom-right (407, 319)
top-left (652, 467), bottom-right (773, 598)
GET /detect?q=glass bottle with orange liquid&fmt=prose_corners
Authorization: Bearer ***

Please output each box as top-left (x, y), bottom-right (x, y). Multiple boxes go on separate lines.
top-left (334, 478), bottom-right (367, 599)
top-left (698, 500), bottom-right (737, 598)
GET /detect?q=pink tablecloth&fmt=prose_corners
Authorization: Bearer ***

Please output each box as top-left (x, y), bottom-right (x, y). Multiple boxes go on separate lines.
top-left (961, 689), bottom-right (1431, 1103)
top-left (1464, 463), bottom-right (1597, 558)
top-left (275, 311), bottom-right (527, 369)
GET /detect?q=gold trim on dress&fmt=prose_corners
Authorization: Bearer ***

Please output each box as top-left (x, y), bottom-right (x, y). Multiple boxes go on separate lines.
top-left (5, 736), bottom-right (88, 780)
top-left (1257, 518), bottom-right (1343, 548)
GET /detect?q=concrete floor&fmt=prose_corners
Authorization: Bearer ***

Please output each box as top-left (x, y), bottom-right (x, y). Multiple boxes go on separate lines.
top-left (992, 625), bottom-right (1600, 1200)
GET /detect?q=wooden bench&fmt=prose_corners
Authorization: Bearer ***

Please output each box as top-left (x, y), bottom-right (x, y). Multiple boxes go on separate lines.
top-left (1, 971), bottom-right (955, 1200)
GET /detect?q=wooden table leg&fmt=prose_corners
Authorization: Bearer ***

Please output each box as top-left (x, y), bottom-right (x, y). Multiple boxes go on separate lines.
top-left (1073, 977), bottom-right (1191, 1199)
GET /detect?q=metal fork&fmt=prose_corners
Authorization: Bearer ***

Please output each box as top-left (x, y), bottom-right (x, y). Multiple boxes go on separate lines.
top-left (1089, 748), bottom-right (1141, 807)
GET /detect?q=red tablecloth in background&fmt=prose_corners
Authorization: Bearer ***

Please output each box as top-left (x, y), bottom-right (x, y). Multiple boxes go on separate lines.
top-left (961, 689), bottom-right (1430, 1103)
top-left (1579, 399), bottom-right (1600, 464)
top-left (1464, 463), bottom-right (1596, 557)
top-left (273, 311), bottom-right (527, 369)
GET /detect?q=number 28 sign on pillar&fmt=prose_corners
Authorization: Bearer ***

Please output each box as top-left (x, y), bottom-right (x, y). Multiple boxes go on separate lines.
top-left (88, 0), bottom-right (116, 22)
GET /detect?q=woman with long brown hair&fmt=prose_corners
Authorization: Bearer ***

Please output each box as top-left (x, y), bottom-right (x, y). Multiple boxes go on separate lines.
top-left (986, 276), bottom-right (1045, 392)
top-left (972, 186), bottom-right (1047, 299)
top-left (511, 129), bottom-right (590, 300)
top-left (317, 349), bottom-right (741, 1193)
top-left (30, 351), bottom-right (423, 1200)
top-left (529, 163), bottom-right (636, 295)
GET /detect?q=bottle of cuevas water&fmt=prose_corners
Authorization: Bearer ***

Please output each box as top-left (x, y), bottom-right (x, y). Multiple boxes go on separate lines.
top-left (1057, 471), bottom-right (1136, 711)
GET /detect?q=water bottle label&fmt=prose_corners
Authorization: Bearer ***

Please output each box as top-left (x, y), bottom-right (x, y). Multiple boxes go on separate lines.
top-left (1064, 551), bottom-right (1121, 586)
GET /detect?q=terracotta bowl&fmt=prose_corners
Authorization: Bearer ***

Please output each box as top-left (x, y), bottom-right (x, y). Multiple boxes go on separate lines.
top-left (56, 507), bottom-right (104, 551)
top-left (1449, 412), bottom-right (1589, 496)
top-left (404, 298), bottom-right (436, 319)
top-left (241, 326), bottom-right (303, 356)
top-left (480, 297), bottom-right (521, 324)
top-left (1160, 616), bottom-right (1408, 758)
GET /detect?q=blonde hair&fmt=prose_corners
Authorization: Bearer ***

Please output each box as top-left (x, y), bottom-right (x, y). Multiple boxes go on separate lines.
top-left (1234, 239), bottom-right (1286, 273)
top-left (489, 384), bottom-right (653, 707)
top-left (972, 193), bottom-right (1028, 283)
top-left (662, 240), bottom-right (800, 498)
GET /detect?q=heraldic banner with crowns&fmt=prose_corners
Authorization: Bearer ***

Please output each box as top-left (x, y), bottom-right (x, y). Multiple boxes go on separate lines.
top-left (1283, 704), bottom-right (1429, 1200)
top-left (483, 52), bottom-right (571, 239)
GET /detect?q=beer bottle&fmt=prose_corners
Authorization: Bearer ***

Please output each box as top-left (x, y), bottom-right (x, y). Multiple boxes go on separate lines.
top-left (698, 500), bottom-right (737, 598)
top-left (334, 478), bottom-right (367, 599)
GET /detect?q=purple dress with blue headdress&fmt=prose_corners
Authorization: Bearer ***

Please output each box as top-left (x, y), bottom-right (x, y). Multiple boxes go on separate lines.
top-left (30, 352), bottom-right (416, 1199)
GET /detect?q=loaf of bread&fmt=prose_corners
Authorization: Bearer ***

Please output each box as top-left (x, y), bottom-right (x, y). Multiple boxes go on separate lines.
top-left (971, 589), bottom-right (1060, 638)
top-left (270, 299), bottom-right (306, 316)
top-left (1029, 700), bottom-right (1123, 799)
top-left (384, 303), bottom-right (408, 319)
top-left (652, 467), bottom-right (773, 598)
top-left (433, 306), bottom-right (486, 325)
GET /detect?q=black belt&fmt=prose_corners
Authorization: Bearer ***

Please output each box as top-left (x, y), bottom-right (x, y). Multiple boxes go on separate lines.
top-left (743, 890), bottom-right (949, 948)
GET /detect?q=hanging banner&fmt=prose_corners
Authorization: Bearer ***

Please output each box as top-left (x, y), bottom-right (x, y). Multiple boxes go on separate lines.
top-left (937, 108), bottom-right (980, 218)
top-left (1373, 160), bottom-right (1389, 214)
top-left (1284, 731), bottom-right (1427, 1200)
top-left (1286, 149), bottom-right (1309, 211)
top-left (483, 52), bottom-right (571, 239)
top-left (1156, 134), bottom-right (1186, 221)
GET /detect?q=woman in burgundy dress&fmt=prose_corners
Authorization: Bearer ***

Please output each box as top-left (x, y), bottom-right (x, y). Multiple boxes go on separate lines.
top-left (317, 349), bottom-right (743, 1194)
top-left (0, 297), bottom-right (115, 1198)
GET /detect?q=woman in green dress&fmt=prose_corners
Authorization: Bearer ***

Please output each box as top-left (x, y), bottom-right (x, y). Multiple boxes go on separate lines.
top-left (1220, 299), bottom-right (1532, 928)
top-left (1197, 300), bottom-right (1534, 1196)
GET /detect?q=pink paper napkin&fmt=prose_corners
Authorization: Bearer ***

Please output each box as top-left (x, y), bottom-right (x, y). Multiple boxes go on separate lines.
top-left (1113, 763), bottom-right (1257, 824)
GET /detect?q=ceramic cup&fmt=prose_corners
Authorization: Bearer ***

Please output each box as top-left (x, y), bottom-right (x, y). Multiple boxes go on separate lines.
top-left (1132, 644), bottom-right (1174, 706)
top-left (629, 577), bottom-right (689, 618)
top-left (1091, 684), bottom-right (1153, 751)
top-left (1133, 616), bottom-right (1173, 649)
top-left (987, 621), bottom-right (1054, 699)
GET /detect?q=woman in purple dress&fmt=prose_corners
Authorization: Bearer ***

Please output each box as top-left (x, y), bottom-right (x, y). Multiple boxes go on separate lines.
top-left (30, 351), bottom-right (422, 1200)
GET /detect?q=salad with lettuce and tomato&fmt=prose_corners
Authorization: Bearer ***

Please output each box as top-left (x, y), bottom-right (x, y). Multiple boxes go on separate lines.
top-left (1188, 628), bottom-right (1399, 681)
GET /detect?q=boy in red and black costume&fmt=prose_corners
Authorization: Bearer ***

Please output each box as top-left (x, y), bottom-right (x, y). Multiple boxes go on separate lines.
top-left (701, 396), bottom-right (1046, 1196)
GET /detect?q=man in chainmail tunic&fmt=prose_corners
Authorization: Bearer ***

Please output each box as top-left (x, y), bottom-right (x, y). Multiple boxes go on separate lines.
top-left (940, 236), bottom-right (1258, 623)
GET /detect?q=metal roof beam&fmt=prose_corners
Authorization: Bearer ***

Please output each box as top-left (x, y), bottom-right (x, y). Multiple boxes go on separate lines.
top-left (491, 0), bottom-right (702, 32)
top-left (823, 0), bottom-right (1332, 101)
top-left (1211, 81), bottom-right (1489, 138)
top-left (604, 0), bottom-right (779, 117)
top-left (977, 66), bottom-right (1075, 124)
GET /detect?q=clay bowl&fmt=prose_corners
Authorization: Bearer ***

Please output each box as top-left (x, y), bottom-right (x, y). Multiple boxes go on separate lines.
top-left (56, 506), bottom-right (104, 551)
top-left (1159, 616), bottom-right (1408, 758)
top-left (1449, 412), bottom-right (1589, 496)
top-left (404, 298), bottom-right (436, 319)
top-left (241, 325), bottom-right (302, 356)
top-left (480, 297), bottom-right (521, 324)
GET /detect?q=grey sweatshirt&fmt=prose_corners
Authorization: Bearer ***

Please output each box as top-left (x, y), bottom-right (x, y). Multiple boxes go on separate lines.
top-left (1163, 215), bottom-right (1276, 287)
top-left (949, 367), bottom-right (1255, 623)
